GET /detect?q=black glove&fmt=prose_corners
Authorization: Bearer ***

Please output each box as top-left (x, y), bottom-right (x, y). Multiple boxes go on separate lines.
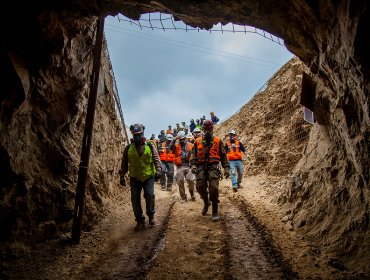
top-left (224, 168), bottom-right (230, 179)
top-left (191, 166), bottom-right (197, 174)
top-left (155, 172), bottom-right (162, 182)
top-left (119, 175), bottom-right (126, 187)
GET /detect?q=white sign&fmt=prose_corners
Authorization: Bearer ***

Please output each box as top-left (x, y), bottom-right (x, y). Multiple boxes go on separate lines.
top-left (304, 107), bottom-right (315, 124)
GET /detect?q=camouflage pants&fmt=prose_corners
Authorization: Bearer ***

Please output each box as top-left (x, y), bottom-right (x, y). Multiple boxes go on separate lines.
top-left (195, 164), bottom-right (220, 203)
top-left (176, 165), bottom-right (195, 200)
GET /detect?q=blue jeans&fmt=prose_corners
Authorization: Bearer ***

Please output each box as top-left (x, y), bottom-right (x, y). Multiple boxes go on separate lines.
top-left (130, 177), bottom-right (155, 222)
top-left (160, 161), bottom-right (174, 188)
top-left (229, 160), bottom-right (243, 188)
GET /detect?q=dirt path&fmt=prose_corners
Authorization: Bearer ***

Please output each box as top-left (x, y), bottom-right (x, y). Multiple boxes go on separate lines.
top-left (146, 182), bottom-right (293, 279)
top-left (2, 176), bottom-right (348, 279)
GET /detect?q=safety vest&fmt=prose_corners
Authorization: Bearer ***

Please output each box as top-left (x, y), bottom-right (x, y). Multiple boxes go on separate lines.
top-left (194, 136), bottom-right (220, 164)
top-left (127, 144), bottom-right (156, 182)
top-left (158, 142), bottom-right (167, 161)
top-left (167, 149), bottom-right (175, 162)
top-left (158, 142), bottom-right (175, 162)
top-left (174, 142), bottom-right (194, 166)
top-left (226, 140), bottom-right (243, 161)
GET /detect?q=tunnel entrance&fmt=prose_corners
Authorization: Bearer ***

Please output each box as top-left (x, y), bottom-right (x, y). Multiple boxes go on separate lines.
top-left (1, 2), bottom-right (368, 279)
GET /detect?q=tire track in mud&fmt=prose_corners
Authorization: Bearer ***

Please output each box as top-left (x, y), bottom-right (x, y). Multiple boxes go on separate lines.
top-left (222, 192), bottom-right (298, 279)
top-left (141, 200), bottom-right (175, 274)
top-left (75, 189), bottom-right (176, 280)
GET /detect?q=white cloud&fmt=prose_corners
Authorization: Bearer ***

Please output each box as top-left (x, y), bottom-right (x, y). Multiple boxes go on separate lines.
top-left (105, 15), bottom-right (294, 140)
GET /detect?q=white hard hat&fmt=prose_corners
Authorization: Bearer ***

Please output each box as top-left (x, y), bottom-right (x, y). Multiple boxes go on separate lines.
top-left (166, 134), bottom-right (173, 141)
top-left (177, 130), bottom-right (186, 139)
top-left (186, 132), bottom-right (193, 139)
top-left (229, 129), bottom-right (236, 135)
top-left (193, 128), bottom-right (201, 133)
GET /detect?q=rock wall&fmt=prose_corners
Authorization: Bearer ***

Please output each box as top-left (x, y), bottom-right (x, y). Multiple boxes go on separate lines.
top-left (0, 13), bottom-right (125, 241)
top-left (216, 57), bottom-right (312, 177)
top-left (218, 56), bottom-right (369, 274)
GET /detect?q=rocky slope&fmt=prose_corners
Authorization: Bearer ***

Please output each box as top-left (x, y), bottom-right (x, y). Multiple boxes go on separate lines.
top-left (0, 15), bottom-right (126, 243)
top-left (217, 57), bottom-right (312, 177)
top-left (217, 57), bottom-right (369, 275)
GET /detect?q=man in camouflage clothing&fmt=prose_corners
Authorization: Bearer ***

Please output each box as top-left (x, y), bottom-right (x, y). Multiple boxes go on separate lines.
top-left (190, 119), bottom-right (230, 221)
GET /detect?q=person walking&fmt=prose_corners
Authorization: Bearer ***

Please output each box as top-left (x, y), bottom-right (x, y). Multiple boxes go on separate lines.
top-left (119, 124), bottom-right (162, 230)
top-left (210, 112), bottom-right (219, 124)
top-left (195, 119), bottom-right (202, 130)
top-left (170, 130), bottom-right (196, 203)
top-left (192, 127), bottom-right (202, 139)
top-left (158, 130), bottom-right (166, 142)
top-left (225, 129), bottom-right (248, 192)
top-left (190, 120), bottom-right (230, 221)
top-left (158, 134), bottom-right (175, 191)
top-left (186, 132), bottom-right (195, 144)
top-left (189, 119), bottom-right (196, 132)
top-left (181, 121), bottom-right (189, 134)
top-left (166, 125), bottom-right (173, 135)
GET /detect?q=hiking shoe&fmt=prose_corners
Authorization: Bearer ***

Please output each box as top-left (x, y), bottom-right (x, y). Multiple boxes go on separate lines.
top-left (161, 186), bottom-right (166, 191)
top-left (148, 216), bottom-right (155, 226)
top-left (181, 198), bottom-right (187, 204)
top-left (167, 188), bottom-right (172, 192)
top-left (134, 221), bottom-right (145, 231)
top-left (202, 203), bottom-right (209, 216)
top-left (212, 213), bottom-right (219, 222)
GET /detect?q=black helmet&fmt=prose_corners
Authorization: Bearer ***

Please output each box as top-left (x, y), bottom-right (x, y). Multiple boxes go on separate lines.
top-left (130, 124), bottom-right (145, 134)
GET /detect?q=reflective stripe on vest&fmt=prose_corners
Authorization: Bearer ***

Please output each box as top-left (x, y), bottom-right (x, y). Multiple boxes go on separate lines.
top-left (128, 144), bottom-right (156, 182)
top-left (174, 142), bottom-right (194, 166)
top-left (227, 140), bottom-right (242, 160)
top-left (195, 137), bottom-right (220, 164)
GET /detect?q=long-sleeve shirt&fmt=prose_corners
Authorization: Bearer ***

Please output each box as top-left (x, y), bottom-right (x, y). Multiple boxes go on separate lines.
top-left (120, 142), bottom-right (162, 176)
top-left (190, 136), bottom-right (229, 170)
top-left (189, 123), bottom-right (196, 132)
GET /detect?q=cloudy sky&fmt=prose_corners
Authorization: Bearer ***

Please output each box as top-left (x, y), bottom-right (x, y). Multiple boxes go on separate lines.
top-left (104, 14), bottom-right (293, 138)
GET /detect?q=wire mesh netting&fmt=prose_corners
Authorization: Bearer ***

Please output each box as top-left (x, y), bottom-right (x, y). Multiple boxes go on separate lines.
top-left (218, 68), bottom-right (314, 177)
top-left (116, 13), bottom-right (284, 46)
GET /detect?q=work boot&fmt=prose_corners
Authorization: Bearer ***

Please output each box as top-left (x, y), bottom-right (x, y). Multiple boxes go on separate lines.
top-left (135, 221), bottom-right (145, 231)
top-left (181, 196), bottom-right (187, 204)
top-left (161, 185), bottom-right (166, 191)
top-left (148, 216), bottom-right (155, 226)
top-left (202, 199), bottom-right (210, 216)
top-left (212, 202), bottom-right (219, 222)
top-left (167, 185), bottom-right (172, 191)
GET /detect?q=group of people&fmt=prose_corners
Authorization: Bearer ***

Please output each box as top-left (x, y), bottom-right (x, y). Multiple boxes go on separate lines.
top-left (119, 115), bottom-right (248, 231)
top-left (149, 112), bottom-right (220, 142)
